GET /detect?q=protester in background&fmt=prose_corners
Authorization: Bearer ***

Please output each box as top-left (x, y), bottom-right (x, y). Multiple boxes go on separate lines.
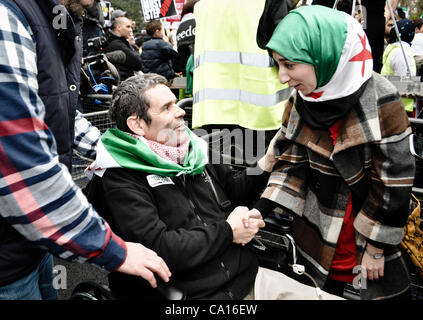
top-left (130, 19), bottom-right (137, 33)
top-left (104, 16), bottom-right (143, 80)
top-left (383, 0), bottom-right (398, 45)
top-left (384, 0), bottom-right (399, 23)
top-left (81, 0), bottom-right (105, 56)
top-left (0, 0), bottom-right (170, 300)
top-left (174, 0), bottom-right (199, 76)
top-left (141, 20), bottom-right (179, 81)
top-left (412, 18), bottom-right (423, 56)
top-left (128, 31), bottom-right (139, 52)
top-left (385, 15), bottom-right (395, 45)
top-left (111, 8), bottom-right (126, 21)
top-left (253, 5), bottom-right (414, 300)
top-left (396, 7), bottom-right (406, 19)
top-left (381, 18), bottom-right (416, 115)
top-left (135, 30), bottom-right (148, 53)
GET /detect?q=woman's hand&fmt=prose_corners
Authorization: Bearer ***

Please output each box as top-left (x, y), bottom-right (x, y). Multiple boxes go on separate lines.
top-left (227, 207), bottom-right (265, 245)
top-left (361, 242), bottom-right (385, 280)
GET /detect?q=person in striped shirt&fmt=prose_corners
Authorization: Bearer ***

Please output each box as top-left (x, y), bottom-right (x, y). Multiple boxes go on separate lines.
top-left (0, 0), bottom-right (170, 300)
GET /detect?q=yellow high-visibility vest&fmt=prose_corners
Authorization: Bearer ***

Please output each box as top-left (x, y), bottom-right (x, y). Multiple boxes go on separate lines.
top-left (381, 43), bottom-right (416, 113)
top-left (192, 0), bottom-right (292, 130)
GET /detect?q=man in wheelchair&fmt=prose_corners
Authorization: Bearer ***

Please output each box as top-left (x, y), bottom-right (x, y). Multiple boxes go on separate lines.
top-left (83, 73), bottom-right (341, 300)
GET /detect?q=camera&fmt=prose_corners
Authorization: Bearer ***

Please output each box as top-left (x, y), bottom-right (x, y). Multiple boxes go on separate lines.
top-left (86, 36), bottom-right (107, 54)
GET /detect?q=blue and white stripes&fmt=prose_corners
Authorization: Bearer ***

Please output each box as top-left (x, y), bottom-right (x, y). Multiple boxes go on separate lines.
top-left (0, 2), bottom-right (126, 271)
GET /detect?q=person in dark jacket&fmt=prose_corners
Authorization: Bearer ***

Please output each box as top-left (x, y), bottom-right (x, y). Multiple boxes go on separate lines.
top-left (81, 0), bottom-right (105, 56)
top-left (84, 73), bottom-right (342, 300)
top-left (141, 20), bottom-right (179, 81)
top-left (104, 16), bottom-right (143, 80)
top-left (173, 0), bottom-right (199, 75)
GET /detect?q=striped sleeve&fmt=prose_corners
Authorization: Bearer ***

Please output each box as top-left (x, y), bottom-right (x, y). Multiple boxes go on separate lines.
top-left (73, 109), bottom-right (101, 160)
top-left (0, 4), bottom-right (126, 271)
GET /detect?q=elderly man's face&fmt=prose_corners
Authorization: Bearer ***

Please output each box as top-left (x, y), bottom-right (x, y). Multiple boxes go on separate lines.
top-left (142, 84), bottom-right (188, 146)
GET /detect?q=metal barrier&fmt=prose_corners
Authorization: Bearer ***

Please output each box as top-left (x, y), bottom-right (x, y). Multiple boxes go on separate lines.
top-left (177, 97), bottom-right (193, 129)
top-left (79, 94), bottom-right (112, 113)
top-left (72, 110), bottom-right (116, 187)
top-left (385, 76), bottom-right (423, 98)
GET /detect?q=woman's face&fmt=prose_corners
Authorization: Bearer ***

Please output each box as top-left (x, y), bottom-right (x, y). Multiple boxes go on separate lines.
top-left (272, 51), bottom-right (317, 96)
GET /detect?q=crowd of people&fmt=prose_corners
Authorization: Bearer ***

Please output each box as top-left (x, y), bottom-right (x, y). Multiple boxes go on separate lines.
top-left (81, 0), bottom-right (186, 82)
top-left (0, 0), bottom-right (422, 302)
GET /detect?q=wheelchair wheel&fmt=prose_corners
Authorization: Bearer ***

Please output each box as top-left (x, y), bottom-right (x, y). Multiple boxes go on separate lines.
top-left (70, 280), bottom-right (116, 300)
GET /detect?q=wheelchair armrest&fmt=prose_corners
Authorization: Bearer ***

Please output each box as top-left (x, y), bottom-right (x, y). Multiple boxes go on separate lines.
top-left (264, 215), bottom-right (292, 234)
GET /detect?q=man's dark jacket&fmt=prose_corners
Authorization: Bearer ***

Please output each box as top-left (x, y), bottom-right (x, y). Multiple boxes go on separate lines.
top-left (141, 36), bottom-right (177, 80)
top-left (0, 0), bottom-right (80, 286)
top-left (103, 32), bottom-right (143, 81)
top-left (174, 13), bottom-right (196, 75)
top-left (85, 164), bottom-right (269, 299)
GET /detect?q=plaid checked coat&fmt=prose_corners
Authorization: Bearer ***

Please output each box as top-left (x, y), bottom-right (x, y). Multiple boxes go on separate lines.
top-left (261, 72), bottom-right (415, 299)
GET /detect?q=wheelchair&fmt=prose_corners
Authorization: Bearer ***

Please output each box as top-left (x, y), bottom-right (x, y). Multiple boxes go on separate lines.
top-left (70, 277), bottom-right (186, 301)
top-left (68, 215), bottom-right (296, 301)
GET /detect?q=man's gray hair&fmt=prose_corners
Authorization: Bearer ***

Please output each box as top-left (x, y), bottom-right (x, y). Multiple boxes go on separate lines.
top-left (109, 73), bottom-right (169, 132)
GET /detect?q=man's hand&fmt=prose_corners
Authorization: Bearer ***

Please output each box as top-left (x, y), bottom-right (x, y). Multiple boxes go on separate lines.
top-left (117, 242), bottom-right (171, 288)
top-left (226, 206), bottom-right (265, 245)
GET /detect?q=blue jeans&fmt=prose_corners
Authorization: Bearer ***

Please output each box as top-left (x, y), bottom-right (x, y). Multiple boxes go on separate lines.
top-left (0, 253), bottom-right (58, 300)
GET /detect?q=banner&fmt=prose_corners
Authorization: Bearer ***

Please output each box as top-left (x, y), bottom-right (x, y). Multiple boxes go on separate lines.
top-left (140, 0), bottom-right (178, 22)
top-left (100, 1), bottom-right (112, 27)
top-left (166, 0), bottom-right (184, 23)
top-left (164, 0), bottom-right (184, 29)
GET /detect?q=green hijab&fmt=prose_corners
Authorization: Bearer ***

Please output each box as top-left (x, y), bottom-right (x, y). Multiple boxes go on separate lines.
top-left (266, 5), bottom-right (347, 88)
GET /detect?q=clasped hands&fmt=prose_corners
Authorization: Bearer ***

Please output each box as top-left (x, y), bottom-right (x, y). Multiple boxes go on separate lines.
top-left (226, 207), bottom-right (265, 246)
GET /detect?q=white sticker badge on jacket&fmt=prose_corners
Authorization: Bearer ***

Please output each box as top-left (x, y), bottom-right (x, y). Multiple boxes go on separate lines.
top-left (146, 175), bottom-right (175, 188)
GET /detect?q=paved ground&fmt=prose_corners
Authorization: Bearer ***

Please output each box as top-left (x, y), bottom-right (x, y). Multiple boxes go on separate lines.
top-left (53, 257), bottom-right (109, 300)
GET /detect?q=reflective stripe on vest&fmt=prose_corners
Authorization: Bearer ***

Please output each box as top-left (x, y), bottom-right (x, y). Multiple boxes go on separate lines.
top-left (194, 87), bottom-right (293, 107)
top-left (194, 51), bottom-right (275, 69)
top-left (381, 43), bottom-right (416, 112)
top-left (192, 0), bottom-right (288, 131)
